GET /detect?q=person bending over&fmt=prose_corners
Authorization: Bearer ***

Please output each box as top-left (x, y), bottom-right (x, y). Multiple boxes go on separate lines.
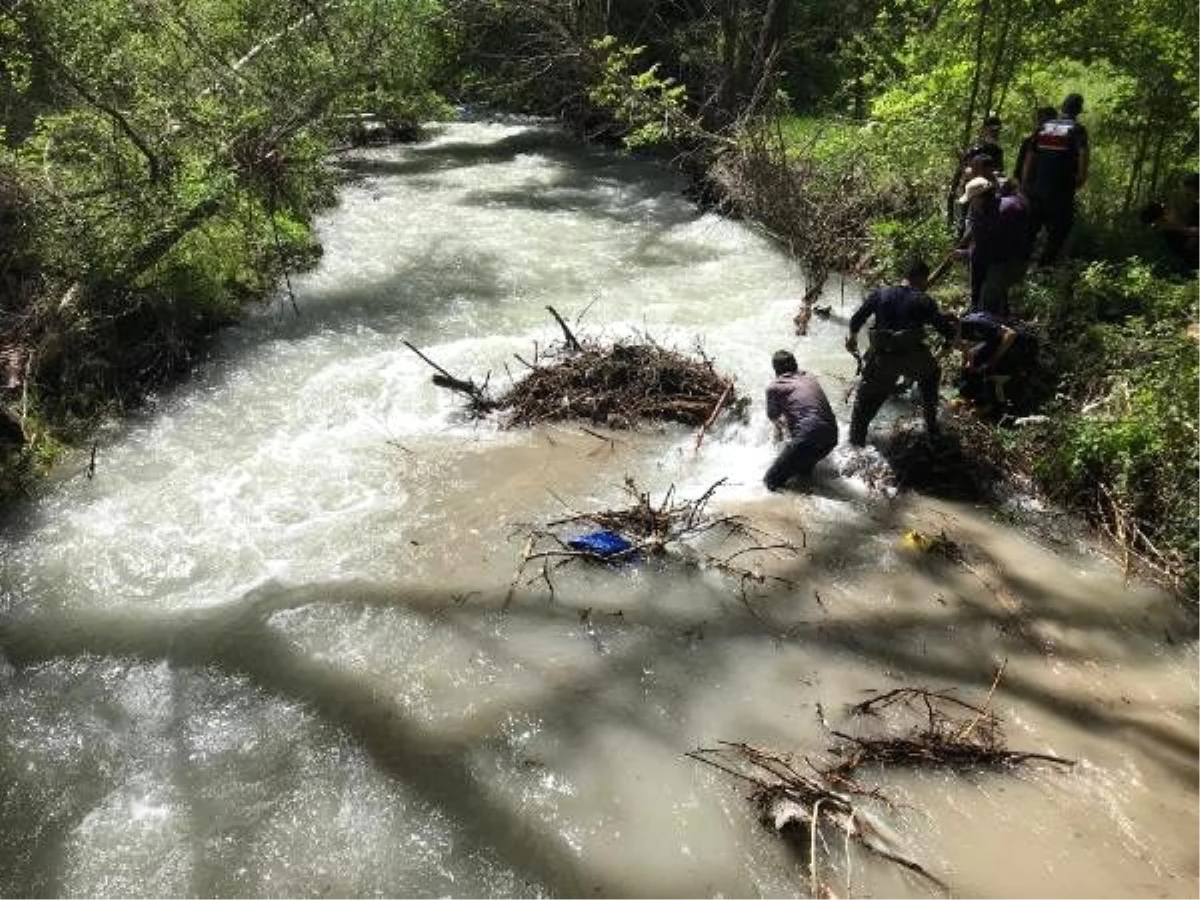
top-left (1139, 173), bottom-right (1199, 271)
top-left (764, 350), bottom-right (838, 491)
top-left (949, 311), bottom-right (1040, 415)
top-left (845, 259), bottom-right (955, 447)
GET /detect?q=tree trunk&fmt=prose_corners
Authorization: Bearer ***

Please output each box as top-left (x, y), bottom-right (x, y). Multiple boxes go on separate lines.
top-left (946, 0), bottom-right (991, 224)
top-left (1123, 114), bottom-right (1152, 212)
top-left (36, 50), bottom-right (163, 183)
top-left (959, 0), bottom-right (991, 152)
top-left (718, 0), bottom-right (742, 119)
top-left (108, 195), bottom-right (225, 288)
top-left (1147, 125), bottom-right (1169, 200)
top-left (981, 0), bottom-right (1012, 119)
top-left (747, 0), bottom-right (789, 115)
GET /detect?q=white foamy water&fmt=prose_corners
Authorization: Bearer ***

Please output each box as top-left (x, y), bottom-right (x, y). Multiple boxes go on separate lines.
top-left (0, 120), bottom-right (1195, 898)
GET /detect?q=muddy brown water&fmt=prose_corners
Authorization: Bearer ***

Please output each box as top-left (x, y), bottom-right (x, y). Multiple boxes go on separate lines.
top-left (0, 119), bottom-right (1195, 898)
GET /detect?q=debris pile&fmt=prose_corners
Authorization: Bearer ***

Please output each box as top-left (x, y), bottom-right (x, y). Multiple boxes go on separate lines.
top-left (879, 417), bottom-right (1003, 500)
top-left (826, 678), bottom-right (1074, 777)
top-left (500, 341), bottom-right (736, 429)
top-left (405, 307), bottom-right (742, 431)
top-left (690, 672), bottom-right (1074, 896)
top-left (507, 478), bottom-right (801, 602)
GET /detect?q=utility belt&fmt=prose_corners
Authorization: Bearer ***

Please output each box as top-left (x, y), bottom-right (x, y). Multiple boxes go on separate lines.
top-left (868, 328), bottom-right (926, 355)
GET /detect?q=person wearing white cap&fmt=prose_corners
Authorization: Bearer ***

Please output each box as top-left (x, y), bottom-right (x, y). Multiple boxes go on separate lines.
top-left (955, 175), bottom-right (1032, 316)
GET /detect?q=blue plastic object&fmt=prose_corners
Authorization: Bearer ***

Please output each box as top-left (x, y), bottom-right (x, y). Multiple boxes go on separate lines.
top-left (568, 529), bottom-right (634, 557)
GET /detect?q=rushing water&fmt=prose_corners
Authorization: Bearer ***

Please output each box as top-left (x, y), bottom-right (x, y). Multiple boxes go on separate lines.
top-left (0, 120), bottom-right (1196, 898)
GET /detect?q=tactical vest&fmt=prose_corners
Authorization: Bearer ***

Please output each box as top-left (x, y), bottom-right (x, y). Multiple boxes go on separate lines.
top-left (1031, 118), bottom-right (1081, 194)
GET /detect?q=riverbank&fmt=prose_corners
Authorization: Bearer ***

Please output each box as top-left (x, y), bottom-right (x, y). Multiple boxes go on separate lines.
top-left (641, 108), bottom-right (1200, 601)
top-left (0, 123), bottom-right (1194, 897)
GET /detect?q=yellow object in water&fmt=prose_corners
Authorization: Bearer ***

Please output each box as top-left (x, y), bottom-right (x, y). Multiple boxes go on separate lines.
top-left (901, 528), bottom-right (961, 559)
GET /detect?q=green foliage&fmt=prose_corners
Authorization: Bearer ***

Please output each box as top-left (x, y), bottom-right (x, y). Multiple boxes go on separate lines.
top-left (0, 0), bottom-right (450, 438)
top-left (868, 213), bottom-right (951, 281)
top-left (1017, 259), bottom-right (1199, 593)
top-left (588, 37), bottom-right (690, 148)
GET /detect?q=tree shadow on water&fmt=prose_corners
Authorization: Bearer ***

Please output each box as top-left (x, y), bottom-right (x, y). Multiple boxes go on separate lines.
top-left (0, 496), bottom-right (1195, 897)
top-left (0, 582), bottom-right (604, 897)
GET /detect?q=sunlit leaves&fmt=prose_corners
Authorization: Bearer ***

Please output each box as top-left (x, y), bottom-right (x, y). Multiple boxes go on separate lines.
top-left (1, 0), bottom-right (450, 290)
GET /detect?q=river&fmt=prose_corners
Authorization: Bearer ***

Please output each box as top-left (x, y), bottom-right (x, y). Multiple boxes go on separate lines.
top-left (0, 119), bottom-right (1195, 898)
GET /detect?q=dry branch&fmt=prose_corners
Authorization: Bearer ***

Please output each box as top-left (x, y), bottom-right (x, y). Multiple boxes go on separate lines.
top-left (506, 477), bottom-right (802, 603)
top-left (402, 339), bottom-right (498, 412)
top-left (829, 676), bottom-right (1075, 778)
top-left (692, 673), bottom-right (1074, 896)
top-left (689, 741), bottom-right (949, 896)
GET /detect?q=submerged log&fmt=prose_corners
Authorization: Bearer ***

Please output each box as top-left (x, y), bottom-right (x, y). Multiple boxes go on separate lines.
top-left (403, 340), bottom-right (498, 413)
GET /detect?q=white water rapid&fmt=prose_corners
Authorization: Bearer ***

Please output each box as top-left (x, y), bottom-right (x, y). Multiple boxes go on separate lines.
top-left (0, 119), bottom-right (1195, 898)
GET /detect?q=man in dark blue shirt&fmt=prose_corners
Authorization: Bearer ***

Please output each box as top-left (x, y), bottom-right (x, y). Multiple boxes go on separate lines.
top-left (845, 259), bottom-right (955, 446)
top-left (950, 311), bottom-right (1039, 414)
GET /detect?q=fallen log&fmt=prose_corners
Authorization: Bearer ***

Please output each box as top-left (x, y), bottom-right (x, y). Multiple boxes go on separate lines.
top-left (402, 339), bottom-right (498, 413)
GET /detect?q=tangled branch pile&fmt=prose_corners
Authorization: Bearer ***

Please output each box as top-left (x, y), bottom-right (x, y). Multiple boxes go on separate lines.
top-left (826, 682), bottom-right (1075, 778)
top-left (706, 121), bottom-right (923, 334)
top-left (507, 478), bottom-right (801, 602)
top-left (409, 309), bottom-right (742, 430)
top-left (688, 741), bottom-right (949, 895)
top-left (690, 674), bottom-right (1074, 896)
top-left (501, 341), bottom-right (736, 429)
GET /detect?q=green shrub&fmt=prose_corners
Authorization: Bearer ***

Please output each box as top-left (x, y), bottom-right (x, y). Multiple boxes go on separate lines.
top-left (868, 212), bottom-right (952, 282)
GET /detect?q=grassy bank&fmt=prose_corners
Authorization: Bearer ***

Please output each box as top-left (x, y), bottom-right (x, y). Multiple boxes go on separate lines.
top-left (771, 114), bottom-right (1198, 600)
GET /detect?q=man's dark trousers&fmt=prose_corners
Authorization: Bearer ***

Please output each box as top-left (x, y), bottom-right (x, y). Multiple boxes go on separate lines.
top-left (1028, 195), bottom-right (1074, 265)
top-left (764, 429), bottom-right (837, 490)
top-left (849, 347), bottom-right (940, 446)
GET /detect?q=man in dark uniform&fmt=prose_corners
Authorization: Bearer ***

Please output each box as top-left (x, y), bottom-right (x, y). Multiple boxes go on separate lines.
top-left (949, 311), bottom-right (1040, 415)
top-left (1022, 92), bottom-right (1089, 265)
top-left (1014, 106), bottom-right (1057, 194)
top-left (845, 259), bottom-right (954, 447)
top-left (764, 350), bottom-right (838, 491)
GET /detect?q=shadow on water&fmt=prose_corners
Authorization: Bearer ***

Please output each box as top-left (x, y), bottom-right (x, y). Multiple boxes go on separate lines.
top-left (0, 516), bottom-right (1195, 896)
top-left (0, 583), bottom-right (600, 897)
top-left (332, 129), bottom-right (591, 181)
top-left (337, 126), bottom-right (698, 232)
top-left (244, 242), bottom-right (514, 344)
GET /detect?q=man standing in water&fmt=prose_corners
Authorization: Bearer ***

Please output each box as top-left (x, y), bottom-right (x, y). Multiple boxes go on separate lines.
top-left (845, 259), bottom-right (954, 447)
top-left (764, 350), bottom-right (838, 491)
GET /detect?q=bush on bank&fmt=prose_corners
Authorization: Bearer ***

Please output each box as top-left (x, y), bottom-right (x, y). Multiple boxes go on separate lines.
top-left (0, 0), bottom-right (452, 505)
top-left (1017, 262), bottom-right (1198, 596)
